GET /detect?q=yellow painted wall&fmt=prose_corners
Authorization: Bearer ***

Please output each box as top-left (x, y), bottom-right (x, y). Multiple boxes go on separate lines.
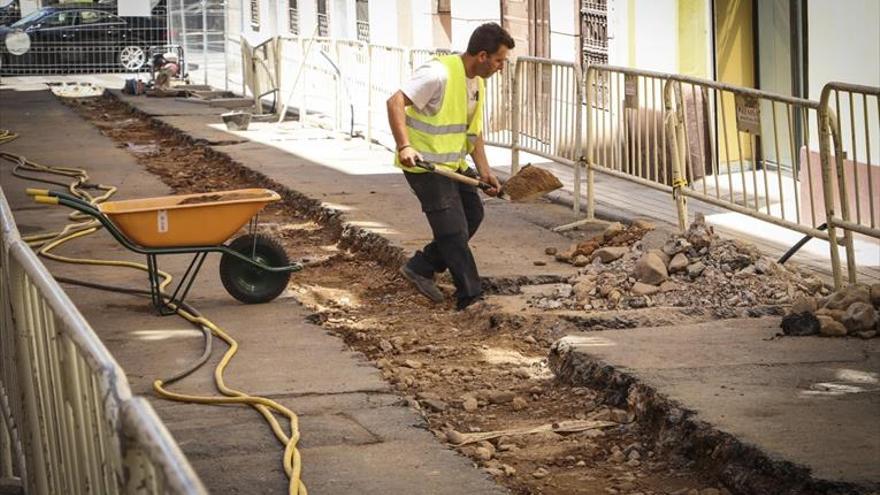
top-left (677, 0), bottom-right (710, 77)
top-left (714, 0), bottom-right (754, 161)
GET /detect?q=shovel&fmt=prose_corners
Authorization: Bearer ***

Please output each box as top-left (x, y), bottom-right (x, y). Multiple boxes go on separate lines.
top-left (414, 159), bottom-right (562, 202)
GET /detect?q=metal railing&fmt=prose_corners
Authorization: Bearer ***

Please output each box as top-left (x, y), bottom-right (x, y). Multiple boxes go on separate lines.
top-left (234, 34), bottom-right (877, 285)
top-left (168, 0), bottom-right (228, 87)
top-left (512, 57), bottom-right (583, 211)
top-left (819, 82), bottom-right (880, 287)
top-left (0, 188), bottom-right (206, 494)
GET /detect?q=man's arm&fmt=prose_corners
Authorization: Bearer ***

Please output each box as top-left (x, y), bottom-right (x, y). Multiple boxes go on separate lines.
top-left (387, 90), bottom-right (421, 167)
top-left (469, 134), bottom-right (501, 196)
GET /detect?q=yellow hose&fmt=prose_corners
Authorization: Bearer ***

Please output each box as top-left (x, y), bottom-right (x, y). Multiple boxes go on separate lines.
top-left (3, 135), bottom-right (306, 494)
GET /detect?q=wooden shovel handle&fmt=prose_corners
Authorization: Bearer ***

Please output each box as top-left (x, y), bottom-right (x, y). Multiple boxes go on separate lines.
top-left (414, 160), bottom-right (493, 192)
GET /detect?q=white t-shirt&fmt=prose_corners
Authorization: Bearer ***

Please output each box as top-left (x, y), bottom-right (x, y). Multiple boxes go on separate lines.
top-left (401, 60), bottom-right (479, 122)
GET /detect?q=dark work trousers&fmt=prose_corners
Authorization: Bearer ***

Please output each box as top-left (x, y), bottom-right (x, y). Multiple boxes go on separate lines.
top-left (403, 170), bottom-right (485, 301)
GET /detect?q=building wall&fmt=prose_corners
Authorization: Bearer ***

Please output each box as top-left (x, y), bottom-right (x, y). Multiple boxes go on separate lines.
top-left (450, 0), bottom-right (500, 52)
top-left (368, 0), bottom-right (401, 46)
top-left (549, 0), bottom-right (578, 62)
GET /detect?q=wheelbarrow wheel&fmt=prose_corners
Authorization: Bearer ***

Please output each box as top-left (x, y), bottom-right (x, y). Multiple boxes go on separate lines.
top-left (220, 234), bottom-right (291, 304)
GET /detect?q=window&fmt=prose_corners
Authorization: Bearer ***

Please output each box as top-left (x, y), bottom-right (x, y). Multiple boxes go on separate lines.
top-left (250, 0), bottom-right (259, 28)
top-left (316, 0), bottom-right (328, 37)
top-left (79, 10), bottom-right (119, 25)
top-left (288, 0), bottom-right (298, 35)
top-left (581, 0), bottom-right (609, 108)
top-left (42, 11), bottom-right (77, 28)
top-left (436, 0), bottom-right (450, 14)
top-left (356, 0), bottom-right (368, 42)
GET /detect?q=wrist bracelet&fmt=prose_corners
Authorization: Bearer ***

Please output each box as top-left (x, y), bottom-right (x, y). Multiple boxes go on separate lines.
top-left (397, 144), bottom-right (412, 152)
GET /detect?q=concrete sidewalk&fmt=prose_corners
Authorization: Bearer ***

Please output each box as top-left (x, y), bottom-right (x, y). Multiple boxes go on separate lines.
top-left (550, 319), bottom-right (880, 493)
top-left (0, 83), bottom-right (506, 494)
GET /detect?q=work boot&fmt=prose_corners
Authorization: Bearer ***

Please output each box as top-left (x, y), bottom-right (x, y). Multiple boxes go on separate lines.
top-left (399, 265), bottom-right (444, 303)
top-left (455, 295), bottom-right (483, 311)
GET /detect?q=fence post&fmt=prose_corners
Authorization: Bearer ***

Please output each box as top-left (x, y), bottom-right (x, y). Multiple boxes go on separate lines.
top-left (299, 37), bottom-right (307, 123)
top-left (584, 66), bottom-right (595, 220)
top-left (510, 59), bottom-right (522, 175)
top-left (573, 64), bottom-right (583, 214)
top-left (663, 80), bottom-right (689, 231)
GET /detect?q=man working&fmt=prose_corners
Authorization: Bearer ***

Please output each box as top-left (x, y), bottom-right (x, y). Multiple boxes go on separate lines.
top-left (387, 23), bottom-right (514, 311)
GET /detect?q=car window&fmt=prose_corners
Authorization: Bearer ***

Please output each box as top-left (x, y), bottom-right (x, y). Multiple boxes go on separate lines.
top-left (79, 10), bottom-right (118, 25)
top-left (41, 11), bottom-right (77, 27)
top-left (10, 9), bottom-right (44, 27)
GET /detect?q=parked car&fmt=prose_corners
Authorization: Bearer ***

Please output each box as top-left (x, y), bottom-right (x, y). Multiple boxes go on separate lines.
top-left (0, 0), bottom-right (21, 27)
top-left (0, 4), bottom-right (166, 74)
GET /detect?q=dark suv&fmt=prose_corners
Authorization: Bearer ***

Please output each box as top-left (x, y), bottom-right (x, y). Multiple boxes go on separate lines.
top-left (0, 4), bottom-right (167, 74)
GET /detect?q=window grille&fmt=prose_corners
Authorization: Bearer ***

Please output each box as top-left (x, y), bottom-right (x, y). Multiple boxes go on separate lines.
top-left (250, 0), bottom-right (260, 27)
top-left (317, 0), bottom-right (329, 37)
top-left (288, 0), bottom-right (298, 35)
top-left (581, 0), bottom-right (609, 108)
top-left (356, 0), bottom-right (369, 42)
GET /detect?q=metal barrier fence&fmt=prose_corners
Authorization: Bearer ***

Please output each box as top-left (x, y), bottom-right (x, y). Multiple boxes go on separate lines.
top-left (819, 82), bottom-right (880, 287)
top-left (0, 188), bottom-right (205, 494)
top-left (584, 65), bottom-right (675, 220)
top-left (0, 3), bottom-right (168, 75)
top-left (512, 57), bottom-right (583, 211)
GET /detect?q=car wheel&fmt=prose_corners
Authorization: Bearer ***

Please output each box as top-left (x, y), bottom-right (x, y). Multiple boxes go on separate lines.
top-left (118, 45), bottom-right (146, 71)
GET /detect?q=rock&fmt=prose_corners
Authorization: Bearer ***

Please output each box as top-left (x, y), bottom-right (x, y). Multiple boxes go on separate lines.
top-left (634, 252), bottom-right (668, 285)
top-left (531, 467), bottom-right (550, 479)
top-left (573, 255), bottom-right (590, 267)
top-left (609, 450), bottom-right (626, 463)
top-left (781, 312), bottom-right (820, 336)
top-left (533, 260), bottom-right (547, 266)
top-left (754, 258), bottom-right (777, 275)
top-left (871, 284), bottom-right (880, 307)
top-left (791, 296), bottom-right (818, 315)
top-left (668, 253), bottom-right (689, 273)
top-left (857, 330), bottom-right (877, 339)
top-left (609, 408), bottom-right (632, 423)
top-left (662, 237), bottom-right (692, 256)
top-left (686, 262), bottom-right (706, 278)
top-left (403, 359), bottom-right (423, 369)
top-left (575, 239), bottom-right (601, 258)
top-left (647, 248), bottom-right (671, 268)
top-left (659, 280), bottom-right (681, 292)
top-left (817, 315), bottom-right (847, 337)
top-left (602, 222), bottom-right (625, 241)
top-left (462, 397), bottom-right (479, 412)
top-left (631, 282), bottom-right (659, 296)
top-left (502, 464), bottom-right (517, 476)
top-left (545, 247), bottom-right (558, 256)
top-left (379, 339), bottom-right (394, 353)
top-left (607, 289), bottom-right (623, 308)
top-left (816, 307), bottom-right (847, 323)
top-left (686, 212), bottom-right (715, 249)
top-left (594, 246), bottom-right (628, 263)
top-left (700, 489), bottom-right (722, 495)
top-left (573, 280), bottom-right (596, 301)
top-left (632, 219), bottom-right (655, 230)
top-left (512, 397), bottom-right (528, 411)
top-left (524, 335), bottom-right (538, 345)
top-left (824, 285), bottom-right (871, 310)
top-left (474, 445), bottom-right (494, 461)
top-left (843, 302), bottom-right (878, 333)
top-left (487, 391), bottom-right (516, 404)
top-left (422, 399), bottom-right (448, 412)
top-left (446, 430), bottom-right (466, 444)
top-left (555, 245), bottom-right (578, 263)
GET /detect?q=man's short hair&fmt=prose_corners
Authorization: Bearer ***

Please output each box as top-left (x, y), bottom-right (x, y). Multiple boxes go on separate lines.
top-left (466, 23), bottom-right (515, 56)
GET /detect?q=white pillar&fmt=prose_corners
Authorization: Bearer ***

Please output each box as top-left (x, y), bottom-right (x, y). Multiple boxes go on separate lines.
top-left (449, 0), bottom-right (501, 51)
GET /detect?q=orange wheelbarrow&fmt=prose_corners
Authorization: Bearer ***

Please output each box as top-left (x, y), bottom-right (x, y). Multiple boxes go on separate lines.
top-left (29, 188), bottom-right (302, 315)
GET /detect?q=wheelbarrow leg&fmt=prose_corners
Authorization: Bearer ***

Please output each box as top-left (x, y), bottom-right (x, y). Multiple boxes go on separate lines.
top-left (166, 252), bottom-right (208, 314)
top-left (145, 252), bottom-right (209, 316)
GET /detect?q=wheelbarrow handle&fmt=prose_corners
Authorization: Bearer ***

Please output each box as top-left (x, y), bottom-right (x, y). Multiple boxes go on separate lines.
top-left (413, 159), bottom-right (494, 192)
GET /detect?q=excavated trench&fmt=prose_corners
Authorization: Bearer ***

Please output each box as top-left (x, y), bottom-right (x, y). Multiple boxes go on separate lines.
top-left (53, 90), bottom-right (862, 495)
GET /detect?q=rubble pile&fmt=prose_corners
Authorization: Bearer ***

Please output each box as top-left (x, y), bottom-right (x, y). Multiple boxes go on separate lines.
top-left (534, 214), bottom-right (830, 317)
top-left (782, 284), bottom-right (880, 338)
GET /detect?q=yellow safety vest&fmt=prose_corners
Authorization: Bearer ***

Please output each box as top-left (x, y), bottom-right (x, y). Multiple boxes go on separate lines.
top-left (395, 54), bottom-right (485, 173)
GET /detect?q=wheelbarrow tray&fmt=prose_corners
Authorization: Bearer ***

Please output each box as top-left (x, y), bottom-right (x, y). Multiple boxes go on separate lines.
top-left (98, 188), bottom-right (280, 248)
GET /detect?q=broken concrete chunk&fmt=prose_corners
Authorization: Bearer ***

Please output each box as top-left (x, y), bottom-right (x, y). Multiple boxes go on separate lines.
top-left (824, 285), bottom-right (871, 310)
top-left (544, 247), bottom-right (558, 256)
top-left (790, 295), bottom-right (818, 315)
top-left (686, 262), bottom-right (706, 278)
top-left (634, 252), bottom-right (668, 285)
top-left (631, 282), bottom-right (660, 296)
top-left (843, 302), bottom-right (878, 333)
top-left (817, 315), bottom-right (847, 337)
top-left (593, 246), bottom-right (628, 263)
top-left (668, 253), bottom-right (689, 273)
